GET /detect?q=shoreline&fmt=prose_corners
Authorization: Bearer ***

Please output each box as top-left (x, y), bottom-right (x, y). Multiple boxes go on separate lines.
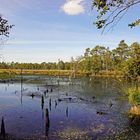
top-left (0, 69), bottom-right (124, 78)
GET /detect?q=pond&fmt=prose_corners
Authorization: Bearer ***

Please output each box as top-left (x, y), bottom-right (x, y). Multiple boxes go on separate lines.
top-left (0, 76), bottom-right (139, 140)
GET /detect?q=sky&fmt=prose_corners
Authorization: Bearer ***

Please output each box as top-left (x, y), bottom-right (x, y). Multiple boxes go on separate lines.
top-left (0, 0), bottom-right (140, 63)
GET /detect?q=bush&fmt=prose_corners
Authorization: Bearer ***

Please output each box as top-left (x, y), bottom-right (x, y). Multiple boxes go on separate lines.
top-left (127, 88), bottom-right (140, 105)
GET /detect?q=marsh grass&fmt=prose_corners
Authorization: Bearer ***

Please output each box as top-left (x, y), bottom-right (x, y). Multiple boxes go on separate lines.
top-left (0, 72), bottom-right (16, 79)
top-left (0, 69), bottom-right (128, 77)
top-left (124, 87), bottom-right (140, 105)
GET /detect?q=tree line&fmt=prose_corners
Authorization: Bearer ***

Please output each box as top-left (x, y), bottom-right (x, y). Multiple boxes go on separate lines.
top-left (80, 40), bottom-right (140, 79)
top-left (0, 40), bottom-right (139, 78)
top-left (0, 61), bottom-right (71, 70)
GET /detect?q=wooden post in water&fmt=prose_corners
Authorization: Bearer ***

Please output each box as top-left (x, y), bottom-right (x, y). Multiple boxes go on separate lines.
top-left (20, 68), bottom-right (23, 105)
top-left (45, 108), bottom-right (50, 137)
top-left (55, 100), bottom-right (57, 109)
top-left (1, 117), bottom-right (6, 137)
top-left (49, 98), bottom-right (51, 111)
top-left (50, 87), bottom-right (53, 92)
top-left (66, 107), bottom-right (69, 118)
top-left (21, 68), bottom-right (23, 89)
top-left (41, 95), bottom-right (44, 110)
top-left (57, 59), bottom-right (60, 86)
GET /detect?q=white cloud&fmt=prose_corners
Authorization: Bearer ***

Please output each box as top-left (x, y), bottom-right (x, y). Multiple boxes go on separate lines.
top-left (61, 0), bottom-right (85, 15)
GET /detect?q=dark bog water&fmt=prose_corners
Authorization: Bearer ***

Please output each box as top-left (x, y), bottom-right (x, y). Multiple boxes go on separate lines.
top-left (0, 76), bottom-right (139, 140)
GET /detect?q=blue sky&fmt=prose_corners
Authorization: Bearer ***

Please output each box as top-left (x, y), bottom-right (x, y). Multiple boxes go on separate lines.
top-left (0, 0), bottom-right (140, 63)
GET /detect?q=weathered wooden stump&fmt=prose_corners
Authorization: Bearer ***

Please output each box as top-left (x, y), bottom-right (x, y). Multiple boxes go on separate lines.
top-left (45, 108), bottom-right (50, 137)
top-left (1, 117), bottom-right (6, 137)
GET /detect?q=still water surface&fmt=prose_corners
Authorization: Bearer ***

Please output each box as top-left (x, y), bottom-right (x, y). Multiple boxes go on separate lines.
top-left (0, 76), bottom-right (139, 140)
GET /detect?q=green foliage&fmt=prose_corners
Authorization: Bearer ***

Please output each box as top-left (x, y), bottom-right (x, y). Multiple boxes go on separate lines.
top-left (81, 40), bottom-right (139, 78)
top-left (127, 88), bottom-right (140, 105)
top-left (112, 40), bottom-right (130, 70)
top-left (58, 60), bottom-right (65, 70)
top-left (92, 0), bottom-right (140, 31)
top-left (0, 72), bottom-right (15, 79)
top-left (129, 19), bottom-right (140, 28)
top-left (131, 42), bottom-right (140, 59)
top-left (123, 58), bottom-right (140, 78)
top-left (122, 42), bottom-right (140, 78)
top-left (0, 40), bottom-right (139, 79)
top-left (0, 16), bottom-right (13, 37)
top-left (94, 19), bottom-right (106, 29)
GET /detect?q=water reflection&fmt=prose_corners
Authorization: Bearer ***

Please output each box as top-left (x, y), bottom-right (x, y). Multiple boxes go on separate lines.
top-left (55, 100), bottom-right (57, 109)
top-left (5, 87), bottom-right (7, 91)
top-left (37, 86), bottom-right (39, 91)
top-left (50, 88), bottom-right (53, 92)
top-left (31, 93), bottom-right (35, 99)
top-left (45, 108), bottom-right (50, 137)
top-left (49, 98), bottom-right (51, 111)
top-left (41, 95), bottom-right (44, 110)
top-left (66, 107), bottom-right (69, 118)
top-left (20, 69), bottom-right (23, 105)
top-left (0, 76), bottom-right (139, 139)
top-left (0, 117), bottom-right (6, 137)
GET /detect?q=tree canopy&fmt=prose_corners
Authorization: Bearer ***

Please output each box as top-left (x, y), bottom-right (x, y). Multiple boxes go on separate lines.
top-left (0, 16), bottom-right (13, 37)
top-left (92, 0), bottom-right (140, 32)
top-left (0, 40), bottom-right (139, 79)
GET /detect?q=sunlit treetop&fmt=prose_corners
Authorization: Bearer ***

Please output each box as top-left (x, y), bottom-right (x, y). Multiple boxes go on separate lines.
top-left (92, 0), bottom-right (140, 32)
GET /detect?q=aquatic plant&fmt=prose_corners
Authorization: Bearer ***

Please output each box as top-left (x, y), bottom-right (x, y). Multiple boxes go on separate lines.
top-left (125, 87), bottom-right (140, 105)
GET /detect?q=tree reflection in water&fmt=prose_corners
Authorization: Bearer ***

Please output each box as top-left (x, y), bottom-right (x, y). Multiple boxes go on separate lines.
top-left (45, 108), bottom-right (50, 137)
